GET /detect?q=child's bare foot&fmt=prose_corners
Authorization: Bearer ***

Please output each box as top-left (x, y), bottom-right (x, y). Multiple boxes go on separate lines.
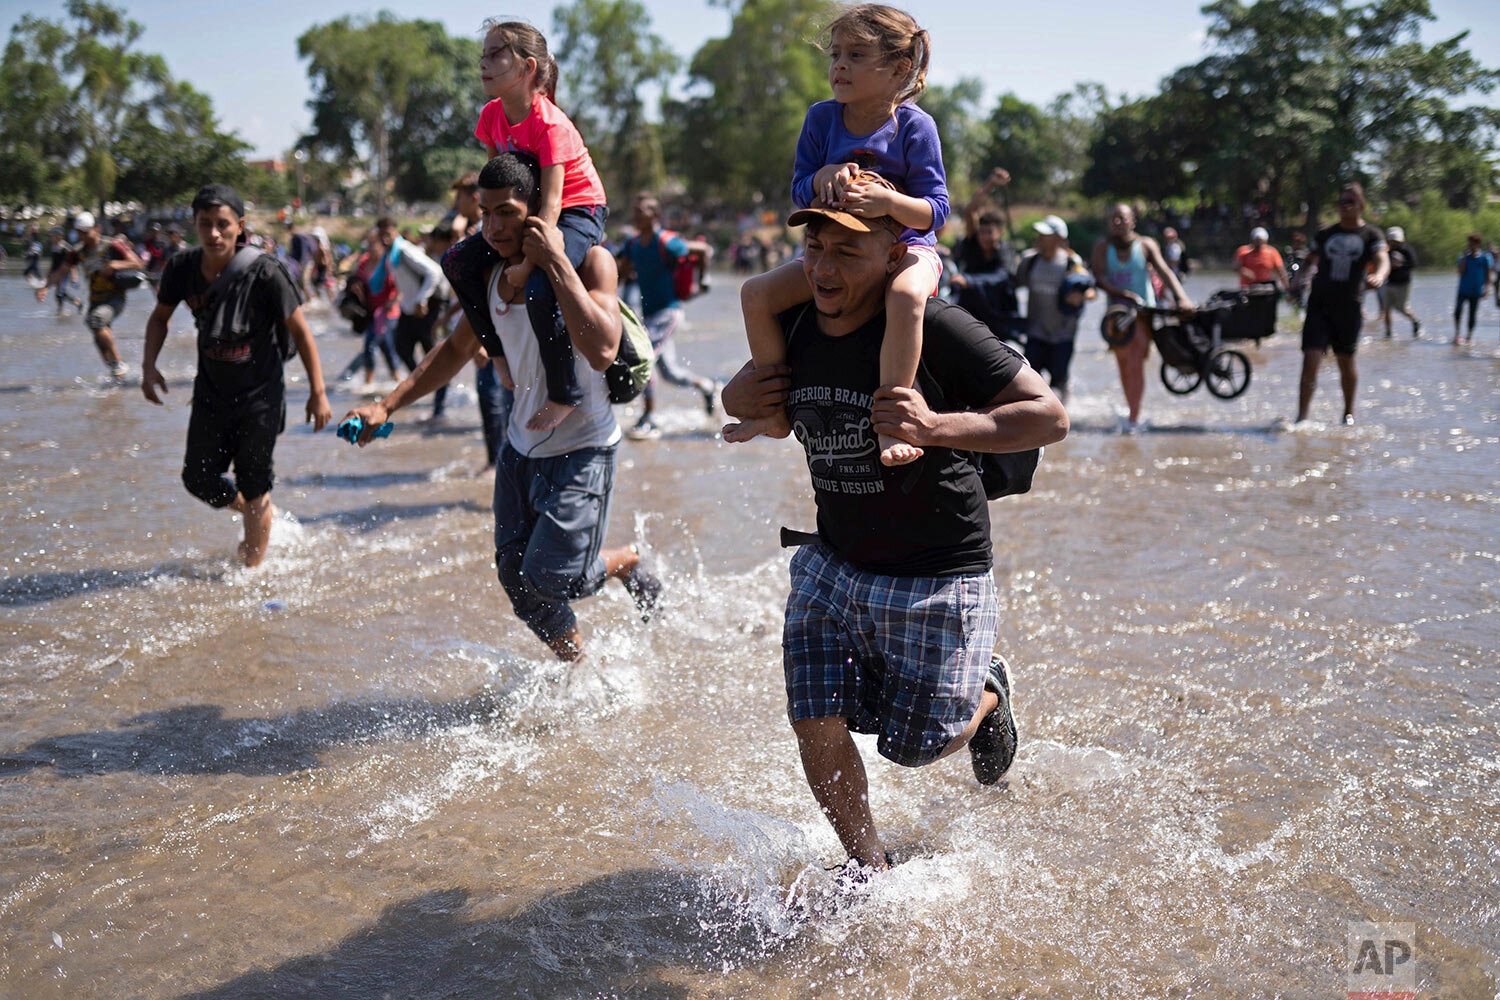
top-left (722, 412), bottom-right (792, 442)
top-left (526, 399), bottom-right (576, 432)
top-left (879, 434), bottom-right (923, 467)
top-left (235, 495), bottom-right (274, 567)
top-left (493, 355), bottom-right (514, 391)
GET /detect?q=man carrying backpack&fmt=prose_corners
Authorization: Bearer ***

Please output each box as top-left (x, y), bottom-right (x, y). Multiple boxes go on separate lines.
top-left (720, 195), bottom-right (1068, 875)
top-left (618, 192), bottom-right (720, 440)
top-left (343, 153), bottom-right (661, 663)
top-left (141, 185), bottom-right (332, 567)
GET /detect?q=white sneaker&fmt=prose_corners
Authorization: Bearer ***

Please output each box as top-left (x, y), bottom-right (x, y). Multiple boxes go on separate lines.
top-left (109, 361), bottom-right (129, 382)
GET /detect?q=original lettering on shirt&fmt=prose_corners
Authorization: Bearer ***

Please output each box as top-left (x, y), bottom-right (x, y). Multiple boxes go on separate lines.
top-left (789, 383), bottom-right (885, 496)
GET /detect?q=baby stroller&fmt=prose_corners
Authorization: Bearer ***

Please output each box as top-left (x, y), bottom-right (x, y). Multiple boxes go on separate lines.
top-left (1101, 298), bottom-right (1253, 399)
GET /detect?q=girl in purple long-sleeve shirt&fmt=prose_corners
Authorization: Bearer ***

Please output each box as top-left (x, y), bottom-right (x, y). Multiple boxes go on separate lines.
top-left (723, 4), bottom-right (949, 467)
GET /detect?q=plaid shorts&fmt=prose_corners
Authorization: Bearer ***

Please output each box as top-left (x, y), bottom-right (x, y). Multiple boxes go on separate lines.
top-left (782, 543), bottom-right (1000, 767)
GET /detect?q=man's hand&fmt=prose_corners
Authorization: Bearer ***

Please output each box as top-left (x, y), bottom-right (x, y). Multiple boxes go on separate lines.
top-left (721, 361), bottom-right (791, 421)
top-left (1364, 272), bottom-right (1385, 290)
top-left (521, 217), bottom-right (566, 269)
top-left (141, 364), bottom-right (168, 405)
top-left (306, 390), bottom-right (332, 432)
top-left (983, 167), bottom-right (1011, 191)
top-left (949, 272), bottom-right (969, 290)
top-left (342, 402), bottom-right (390, 446)
top-left (871, 385), bottom-right (941, 449)
top-left (413, 299), bottom-right (428, 317)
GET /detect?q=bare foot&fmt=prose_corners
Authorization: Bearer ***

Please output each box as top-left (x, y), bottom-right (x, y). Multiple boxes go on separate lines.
top-left (879, 434), bottom-right (923, 467)
top-left (722, 412), bottom-right (791, 442)
top-left (237, 495), bottom-right (274, 568)
top-left (547, 629), bottom-right (583, 662)
top-left (526, 399), bottom-right (576, 432)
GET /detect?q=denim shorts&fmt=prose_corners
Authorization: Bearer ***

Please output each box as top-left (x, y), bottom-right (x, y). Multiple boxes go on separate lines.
top-left (783, 543), bottom-right (1000, 767)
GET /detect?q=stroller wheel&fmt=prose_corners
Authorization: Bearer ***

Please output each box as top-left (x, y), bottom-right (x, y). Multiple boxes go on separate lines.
top-left (1160, 361), bottom-right (1202, 395)
top-left (1206, 349), bottom-right (1251, 399)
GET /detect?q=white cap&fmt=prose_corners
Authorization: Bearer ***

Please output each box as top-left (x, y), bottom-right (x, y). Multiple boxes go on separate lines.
top-left (1250, 226), bottom-right (1269, 242)
top-left (1387, 226), bottom-right (1404, 241)
top-left (1033, 214), bottom-right (1069, 239)
top-left (73, 211), bottom-right (97, 231)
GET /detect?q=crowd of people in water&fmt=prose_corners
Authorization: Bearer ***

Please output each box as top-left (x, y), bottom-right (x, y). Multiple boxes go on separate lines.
top-left (4, 3), bottom-right (1498, 878)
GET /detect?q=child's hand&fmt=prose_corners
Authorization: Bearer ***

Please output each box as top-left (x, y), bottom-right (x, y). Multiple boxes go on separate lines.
top-left (814, 163), bottom-right (860, 206)
top-left (840, 179), bottom-right (893, 218)
top-left (501, 260), bottom-right (532, 292)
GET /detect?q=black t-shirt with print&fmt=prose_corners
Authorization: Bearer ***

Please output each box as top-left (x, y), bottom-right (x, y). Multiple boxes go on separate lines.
top-left (1387, 244), bottom-right (1417, 285)
top-left (1309, 222), bottom-right (1386, 306)
top-left (783, 298), bottom-right (1026, 577)
top-left (157, 248), bottom-right (302, 402)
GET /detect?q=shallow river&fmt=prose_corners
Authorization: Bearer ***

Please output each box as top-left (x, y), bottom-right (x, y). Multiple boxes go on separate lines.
top-left (1, 269), bottom-right (1497, 999)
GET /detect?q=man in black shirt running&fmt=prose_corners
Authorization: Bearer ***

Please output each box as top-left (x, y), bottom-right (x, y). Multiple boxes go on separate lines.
top-left (722, 188), bottom-right (1068, 873)
top-left (1296, 183), bottom-right (1388, 425)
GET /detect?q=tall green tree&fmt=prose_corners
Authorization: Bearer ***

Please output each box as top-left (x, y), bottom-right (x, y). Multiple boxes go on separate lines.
top-left (552, 0), bottom-right (679, 203)
top-left (298, 14), bottom-right (462, 211)
top-left (0, 0), bottom-right (244, 211)
top-left (1149, 0), bottom-right (1499, 219)
top-left (664, 0), bottom-right (834, 210)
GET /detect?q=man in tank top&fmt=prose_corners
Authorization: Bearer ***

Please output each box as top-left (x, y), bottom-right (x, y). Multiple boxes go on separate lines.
top-left (1090, 203), bottom-right (1194, 431)
top-left (343, 152), bottom-right (661, 663)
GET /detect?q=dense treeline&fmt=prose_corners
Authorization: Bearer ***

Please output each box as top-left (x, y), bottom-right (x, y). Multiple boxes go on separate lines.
top-left (3, 0), bottom-right (1496, 243)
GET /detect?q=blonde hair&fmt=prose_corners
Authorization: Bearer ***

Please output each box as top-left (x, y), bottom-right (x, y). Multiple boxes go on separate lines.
top-left (823, 4), bottom-right (930, 104)
top-left (480, 19), bottom-right (558, 103)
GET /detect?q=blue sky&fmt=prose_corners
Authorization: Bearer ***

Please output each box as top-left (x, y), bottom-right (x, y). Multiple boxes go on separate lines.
top-left (2, 0), bottom-right (1495, 158)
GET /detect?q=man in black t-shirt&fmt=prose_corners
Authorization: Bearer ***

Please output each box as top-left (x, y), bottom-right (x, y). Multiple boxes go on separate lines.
top-left (722, 200), bottom-right (1068, 874)
top-left (1296, 183), bottom-right (1389, 424)
top-left (142, 185), bottom-right (332, 567)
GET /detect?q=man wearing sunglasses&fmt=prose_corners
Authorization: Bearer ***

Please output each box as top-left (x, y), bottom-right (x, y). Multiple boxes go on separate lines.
top-left (1296, 183), bottom-right (1388, 425)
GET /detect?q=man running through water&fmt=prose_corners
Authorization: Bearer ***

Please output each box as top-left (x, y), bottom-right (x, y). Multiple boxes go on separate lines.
top-left (1296, 183), bottom-right (1388, 424)
top-left (721, 187), bottom-right (1068, 873)
top-left (344, 152), bottom-right (662, 663)
top-left (37, 211), bottom-right (146, 381)
top-left (1090, 204), bottom-right (1193, 430)
top-left (141, 185), bottom-right (332, 567)
top-left (618, 192), bottom-right (719, 440)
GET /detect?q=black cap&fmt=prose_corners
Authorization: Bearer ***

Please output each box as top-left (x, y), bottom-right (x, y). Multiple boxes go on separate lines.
top-left (191, 184), bottom-right (245, 218)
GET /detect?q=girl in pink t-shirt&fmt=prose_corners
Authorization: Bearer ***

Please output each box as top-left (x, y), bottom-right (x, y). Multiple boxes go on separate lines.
top-left (443, 20), bottom-right (609, 433)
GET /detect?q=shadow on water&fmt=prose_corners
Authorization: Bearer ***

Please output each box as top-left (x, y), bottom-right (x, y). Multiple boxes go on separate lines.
top-left (0, 692), bottom-right (511, 777)
top-left (282, 469), bottom-right (441, 490)
top-left (0, 561), bottom-right (227, 607)
top-left (177, 875), bottom-right (794, 1000)
top-left (1065, 418), bottom-right (1284, 437)
top-left (298, 499), bottom-right (490, 533)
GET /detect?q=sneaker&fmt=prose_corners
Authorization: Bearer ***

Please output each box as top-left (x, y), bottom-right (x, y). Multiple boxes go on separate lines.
top-left (969, 655), bottom-right (1018, 785)
top-left (1341, 413), bottom-right (1355, 426)
top-left (626, 416), bottom-right (661, 441)
top-left (621, 566), bottom-right (663, 622)
top-left (1412, 320), bottom-right (1422, 338)
top-left (108, 361), bottom-right (129, 382)
top-left (701, 381), bottom-right (721, 417)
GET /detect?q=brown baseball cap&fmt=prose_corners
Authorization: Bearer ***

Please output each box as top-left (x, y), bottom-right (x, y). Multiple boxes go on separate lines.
top-left (786, 170), bottom-right (902, 234)
top-left (451, 171), bottom-right (479, 191)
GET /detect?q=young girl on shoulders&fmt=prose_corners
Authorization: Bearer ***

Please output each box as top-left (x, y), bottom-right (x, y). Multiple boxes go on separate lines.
top-left (443, 19), bottom-right (610, 432)
top-left (724, 4), bottom-right (947, 467)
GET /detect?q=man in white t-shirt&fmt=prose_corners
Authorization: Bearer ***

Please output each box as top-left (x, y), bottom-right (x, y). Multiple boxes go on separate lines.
top-left (345, 152), bottom-right (661, 661)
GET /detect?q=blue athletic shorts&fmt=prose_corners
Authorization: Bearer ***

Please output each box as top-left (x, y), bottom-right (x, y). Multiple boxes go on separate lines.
top-left (782, 542), bottom-right (1000, 767)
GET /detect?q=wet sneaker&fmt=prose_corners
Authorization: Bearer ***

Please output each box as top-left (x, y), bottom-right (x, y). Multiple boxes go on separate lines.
top-left (701, 381), bottom-right (721, 416)
top-left (109, 361), bottom-right (129, 382)
top-left (970, 655), bottom-right (1018, 785)
top-left (621, 566), bottom-right (663, 622)
top-left (1342, 413), bottom-right (1355, 426)
top-left (626, 416), bottom-right (661, 441)
top-left (1412, 320), bottom-right (1422, 338)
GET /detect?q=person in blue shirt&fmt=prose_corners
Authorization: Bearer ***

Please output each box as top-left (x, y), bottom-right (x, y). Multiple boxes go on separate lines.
top-left (1454, 233), bottom-right (1494, 344)
top-left (617, 193), bottom-right (719, 440)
